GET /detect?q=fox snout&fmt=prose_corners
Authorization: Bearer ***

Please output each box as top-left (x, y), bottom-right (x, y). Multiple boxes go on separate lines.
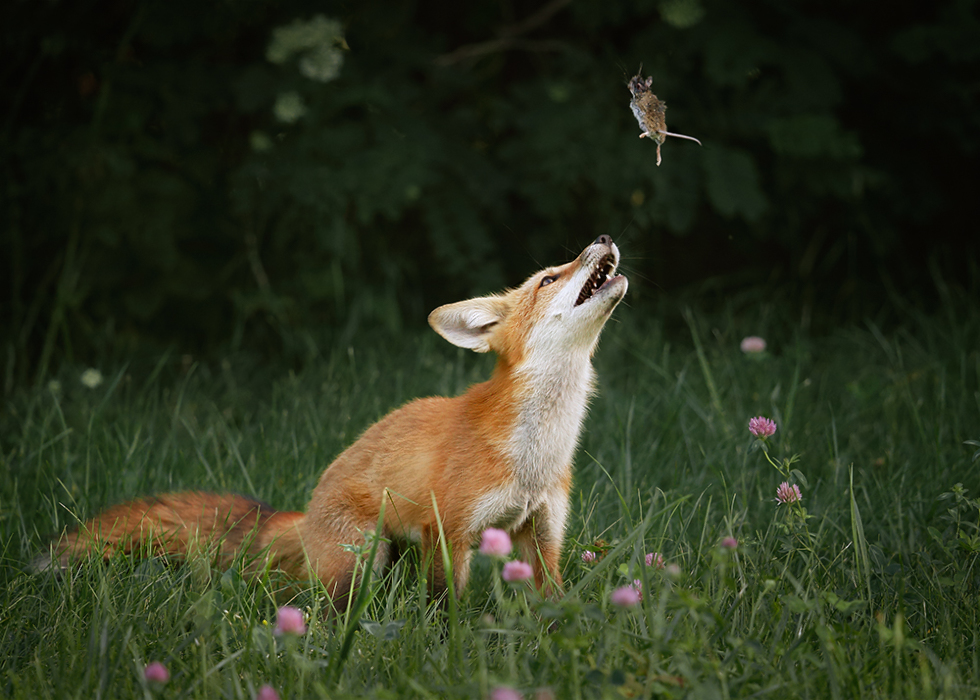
top-left (561, 235), bottom-right (627, 321)
top-left (574, 235), bottom-right (625, 308)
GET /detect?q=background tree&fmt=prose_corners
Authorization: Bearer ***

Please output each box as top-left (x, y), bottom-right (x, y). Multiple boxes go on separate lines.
top-left (2, 0), bottom-right (977, 388)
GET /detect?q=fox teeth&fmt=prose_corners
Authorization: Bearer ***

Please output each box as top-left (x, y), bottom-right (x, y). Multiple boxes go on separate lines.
top-left (575, 255), bottom-right (615, 306)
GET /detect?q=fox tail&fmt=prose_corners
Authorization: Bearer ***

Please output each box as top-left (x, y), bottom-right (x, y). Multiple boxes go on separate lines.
top-left (35, 491), bottom-right (307, 579)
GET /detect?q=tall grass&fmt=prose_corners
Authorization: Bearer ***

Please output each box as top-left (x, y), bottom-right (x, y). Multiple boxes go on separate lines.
top-left (1, 293), bottom-right (978, 699)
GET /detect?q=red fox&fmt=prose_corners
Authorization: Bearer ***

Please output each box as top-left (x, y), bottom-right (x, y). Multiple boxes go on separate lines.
top-left (43, 236), bottom-right (628, 603)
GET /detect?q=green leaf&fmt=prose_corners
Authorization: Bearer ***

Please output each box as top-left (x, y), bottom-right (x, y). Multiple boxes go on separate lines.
top-left (789, 469), bottom-right (809, 489)
top-left (360, 619), bottom-right (406, 640)
top-left (849, 465), bottom-right (872, 597)
top-left (964, 439), bottom-right (980, 463)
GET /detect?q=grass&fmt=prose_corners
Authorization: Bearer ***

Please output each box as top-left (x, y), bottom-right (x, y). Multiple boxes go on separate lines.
top-left (1, 291), bottom-right (979, 699)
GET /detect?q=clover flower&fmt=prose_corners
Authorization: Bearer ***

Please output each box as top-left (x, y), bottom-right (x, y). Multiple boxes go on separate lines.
top-left (748, 416), bottom-right (777, 439)
top-left (274, 606), bottom-right (307, 636)
top-left (480, 528), bottom-right (513, 557)
top-left (81, 368), bottom-right (103, 389)
top-left (256, 686), bottom-right (281, 700)
top-left (502, 560), bottom-right (533, 582)
top-left (645, 552), bottom-right (664, 568)
top-left (611, 585), bottom-right (641, 607)
top-left (740, 336), bottom-right (767, 353)
top-left (144, 662), bottom-right (169, 684)
top-left (776, 481), bottom-right (802, 505)
top-left (581, 550), bottom-right (597, 563)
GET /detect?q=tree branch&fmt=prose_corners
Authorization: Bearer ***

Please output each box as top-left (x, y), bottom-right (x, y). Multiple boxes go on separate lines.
top-left (434, 0), bottom-right (572, 66)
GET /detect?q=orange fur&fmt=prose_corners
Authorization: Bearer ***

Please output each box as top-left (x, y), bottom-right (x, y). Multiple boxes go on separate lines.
top-left (49, 493), bottom-right (306, 578)
top-left (46, 237), bottom-right (628, 603)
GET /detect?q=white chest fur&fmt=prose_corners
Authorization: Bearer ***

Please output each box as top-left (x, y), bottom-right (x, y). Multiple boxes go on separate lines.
top-left (508, 354), bottom-right (593, 491)
top-left (467, 348), bottom-right (594, 535)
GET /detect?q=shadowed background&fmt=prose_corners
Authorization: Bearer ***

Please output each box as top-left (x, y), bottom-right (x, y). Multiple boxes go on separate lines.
top-left (2, 0), bottom-right (977, 388)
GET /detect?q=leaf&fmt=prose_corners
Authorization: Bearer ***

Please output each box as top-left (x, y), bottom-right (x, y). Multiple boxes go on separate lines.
top-left (823, 591), bottom-right (865, 615)
top-left (784, 594), bottom-right (811, 613)
top-left (964, 440), bottom-right (980, 463)
top-left (360, 619), bottom-right (406, 640)
top-left (789, 469), bottom-right (809, 489)
top-left (849, 465), bottom-right (872, 597)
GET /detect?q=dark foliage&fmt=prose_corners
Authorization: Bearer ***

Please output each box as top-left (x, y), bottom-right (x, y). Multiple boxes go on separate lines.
top-left (2, 0), bottom-right (978, 387)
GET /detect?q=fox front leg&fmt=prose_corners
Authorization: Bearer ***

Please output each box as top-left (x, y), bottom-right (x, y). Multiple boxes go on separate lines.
top-left (420, 525), bottom-right (474, 601)
top-left (513, 489), bottom-right (570, 597)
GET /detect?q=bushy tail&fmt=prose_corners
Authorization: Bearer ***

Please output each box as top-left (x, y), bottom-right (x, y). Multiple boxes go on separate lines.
top-left (36, 492), bottom-right (308, 579)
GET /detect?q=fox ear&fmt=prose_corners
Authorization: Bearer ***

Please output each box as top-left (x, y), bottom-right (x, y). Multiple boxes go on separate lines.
top-left (428, 295), bottom-right (511, 353)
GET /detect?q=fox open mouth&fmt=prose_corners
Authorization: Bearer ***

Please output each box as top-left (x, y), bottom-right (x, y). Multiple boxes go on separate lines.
top-left (575, 254), bottom-right (616, 306)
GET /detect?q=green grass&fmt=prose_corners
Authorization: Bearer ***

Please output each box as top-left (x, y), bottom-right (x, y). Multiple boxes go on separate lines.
top-left (2, 294), bottom-right (979, 699)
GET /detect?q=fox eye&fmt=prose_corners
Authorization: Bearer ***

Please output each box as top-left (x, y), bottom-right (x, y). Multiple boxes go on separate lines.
top-left (540, 274), bottom-right (559, 287)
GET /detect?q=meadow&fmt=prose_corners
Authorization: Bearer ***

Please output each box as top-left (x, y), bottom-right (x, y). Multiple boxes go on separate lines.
top-left (1, 287), bottom-right (978, 699)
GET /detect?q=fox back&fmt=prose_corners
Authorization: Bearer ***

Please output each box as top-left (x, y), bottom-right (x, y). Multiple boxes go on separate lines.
top-left (45, 236), bottom-right (628, 606)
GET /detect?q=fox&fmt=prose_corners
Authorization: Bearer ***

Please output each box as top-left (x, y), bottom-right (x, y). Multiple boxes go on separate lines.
top-left (42, 235), bottom-right (628, 604)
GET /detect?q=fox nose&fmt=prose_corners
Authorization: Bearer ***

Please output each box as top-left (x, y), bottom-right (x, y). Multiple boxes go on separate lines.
top-left (594, 235), bottom-right (612, 246)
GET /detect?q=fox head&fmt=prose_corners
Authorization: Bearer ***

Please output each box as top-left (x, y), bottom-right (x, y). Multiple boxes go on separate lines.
top-left (429, 236), bottom-right (628, 364)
